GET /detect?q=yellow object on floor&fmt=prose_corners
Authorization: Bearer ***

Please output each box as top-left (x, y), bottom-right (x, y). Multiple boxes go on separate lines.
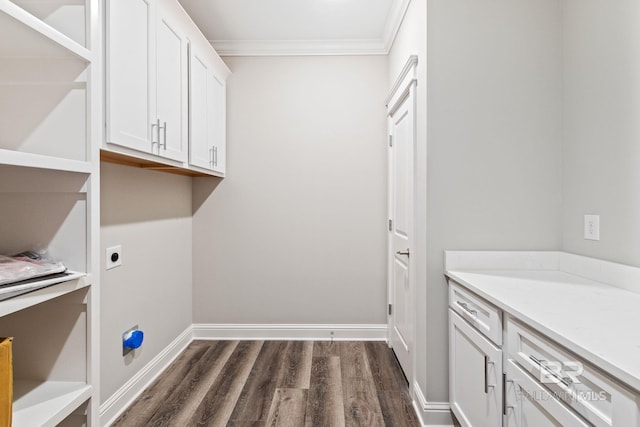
top-left (0, 338), bottom-right (13, 427)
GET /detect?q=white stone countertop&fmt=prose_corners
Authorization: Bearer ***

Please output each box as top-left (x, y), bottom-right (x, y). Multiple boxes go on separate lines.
top-left (445, 262), bottom-right (640, 394)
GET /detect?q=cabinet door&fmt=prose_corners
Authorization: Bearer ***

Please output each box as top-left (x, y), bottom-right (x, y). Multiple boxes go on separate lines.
top-left (505, 360), bottom-right (590, 427)
top-left (189, 47), bottom-right (226, 173)
top-left (189, 49), bottom-right (213, 170)
top-left (209, 71), bottom-right (226, 174)
top-left (156, 4), bottom-right (187, 162)
top-left (106, 0), bottom-right (155, 154)
top-left (450, 310), bottom-right (502, 427)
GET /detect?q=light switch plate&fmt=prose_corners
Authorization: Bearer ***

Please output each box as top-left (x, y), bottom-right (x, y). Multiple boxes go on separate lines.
top-left (584, 215), bottom-right (600, 241)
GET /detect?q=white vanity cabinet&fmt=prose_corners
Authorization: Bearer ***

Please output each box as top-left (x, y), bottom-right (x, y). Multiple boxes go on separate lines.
top-left (505, 317), bottom-right (640, 427)
top-left (106, 0), bottom-right (188, 162)
top-left (448, 268), bottom-right (640, 427)
top-left (449, 281), bottom-right (503, 427)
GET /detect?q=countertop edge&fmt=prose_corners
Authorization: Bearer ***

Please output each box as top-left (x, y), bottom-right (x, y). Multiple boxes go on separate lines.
top-left (445, 269), bottom-right (640, 394)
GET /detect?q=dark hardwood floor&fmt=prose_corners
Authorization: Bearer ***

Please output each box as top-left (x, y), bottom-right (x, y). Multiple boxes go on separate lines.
top-left (112, 340), bottom-right (420, 427)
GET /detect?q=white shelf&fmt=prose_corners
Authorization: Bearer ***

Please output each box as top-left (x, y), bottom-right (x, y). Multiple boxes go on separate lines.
top-left (13, 380), bottom-right (91, 427)
top-left (0, 0), bottom-right (91, 62)
top-left (0, 272), bottom-right (88, 318)
top-left (0, 149), bottom-right (92, 174)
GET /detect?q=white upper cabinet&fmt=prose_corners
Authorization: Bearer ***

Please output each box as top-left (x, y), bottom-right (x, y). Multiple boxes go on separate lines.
top-left (105, 0), bottom-right (154, 154)
top-left (104, 0), bottom-right (229, 176)
top-left (155, 0), bottom-right (187, 162)
top-left (189, 43), bottom-right (226, 175)
top-left (106, 0), bottom-right (187, 162)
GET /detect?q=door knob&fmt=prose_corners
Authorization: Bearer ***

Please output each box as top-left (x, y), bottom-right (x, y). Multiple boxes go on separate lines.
top-left (396, 249), bottom-right (410, 256)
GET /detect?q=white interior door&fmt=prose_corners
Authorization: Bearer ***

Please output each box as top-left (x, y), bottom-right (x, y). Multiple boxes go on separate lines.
top-left (388, 84), bottom-right (416, 383)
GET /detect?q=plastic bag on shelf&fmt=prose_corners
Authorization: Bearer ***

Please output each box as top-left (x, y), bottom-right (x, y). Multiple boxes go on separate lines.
top-left (0, 250), bottom-right (67, 287)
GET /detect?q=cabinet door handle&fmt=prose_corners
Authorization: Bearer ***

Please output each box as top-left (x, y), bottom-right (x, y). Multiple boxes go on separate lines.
top-left (209, 147), bottom-right (214, 165)
top-left (151, 118), bottom-right (160, 147)
top-left (213, 146), bottom-right (218, 166)
top-left (456, 301), bottom-right (477, 317)
top-left (158, 121), bottom-right (167, 149)
top-left (503, 373), bottom-right (507, 415)
top-left (484, 356), bottom-right (495, 393)
top-left (529, 355), bottom-right (572, 387)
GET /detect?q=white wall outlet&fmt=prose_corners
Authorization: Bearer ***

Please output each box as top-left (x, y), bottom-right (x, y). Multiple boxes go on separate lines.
top-left (106, 245), bottom-right (122, 270)
top-left (584, 215), bottom-right (600, 241)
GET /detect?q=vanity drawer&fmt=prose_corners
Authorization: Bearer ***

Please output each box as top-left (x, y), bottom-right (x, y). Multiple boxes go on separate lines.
top-left (449, 280), bottom-right (502, 346)
top-left (505, 359), bottom-right (590, 427)
top-left (506, 317), bottom-right (640, 427)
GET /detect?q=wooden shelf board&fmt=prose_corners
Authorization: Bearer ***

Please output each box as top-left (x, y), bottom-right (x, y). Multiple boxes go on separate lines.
top-left (0, 272), bottom-right (88, 318)
top-left (13, 380), bottom-right (91, 427)
top-left (0, 0), bottom-right (91, 62)
top-left (0, 150), bottom-right (92, 174)
top-left (101, 148), bottom-right (216, 177)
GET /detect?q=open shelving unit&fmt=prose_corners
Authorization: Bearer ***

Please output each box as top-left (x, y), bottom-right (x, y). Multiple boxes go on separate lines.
top-left (13, 380), bottom-right (92, 427)
top-left (0, 0), bottom-right (100, 425)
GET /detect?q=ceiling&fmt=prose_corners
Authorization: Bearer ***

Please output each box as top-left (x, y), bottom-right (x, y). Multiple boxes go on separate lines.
top-left (177, 0), bottom-right (410, 56)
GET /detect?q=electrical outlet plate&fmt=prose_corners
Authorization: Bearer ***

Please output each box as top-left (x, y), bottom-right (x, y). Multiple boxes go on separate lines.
top-left (106, 245), bottom-right (122, 270)
top-left (584, 215), bottom-right (600, 241)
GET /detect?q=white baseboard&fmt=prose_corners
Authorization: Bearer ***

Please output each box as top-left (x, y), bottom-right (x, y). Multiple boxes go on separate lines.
top-left (192, 323), bottom-right (387, 341)
top-left (99, 326), bottom-right (194, 426)
top-left (412, 380), bottom-right (453, 426)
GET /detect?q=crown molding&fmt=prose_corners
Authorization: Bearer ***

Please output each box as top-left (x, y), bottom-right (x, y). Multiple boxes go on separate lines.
top-left (211, 38), bottom-right (388, 56)
top-left (210, 0), bottom-right (412, 57)
top-left (382, 0), bottom-right (412, 52)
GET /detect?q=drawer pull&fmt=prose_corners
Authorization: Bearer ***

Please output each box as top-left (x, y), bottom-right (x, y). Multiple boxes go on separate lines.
top-left (456, 301), bottom-right (478, 317)
top-left (529, 355), bottom-right (573, 387)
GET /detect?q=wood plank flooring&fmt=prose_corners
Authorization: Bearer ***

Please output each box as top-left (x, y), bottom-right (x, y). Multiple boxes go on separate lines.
top-left (112, 340), bottom-right (420, 427)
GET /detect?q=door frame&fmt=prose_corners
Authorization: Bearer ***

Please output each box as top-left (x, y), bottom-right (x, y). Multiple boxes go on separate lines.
top-left (386, 55), bottom-right (419, 387)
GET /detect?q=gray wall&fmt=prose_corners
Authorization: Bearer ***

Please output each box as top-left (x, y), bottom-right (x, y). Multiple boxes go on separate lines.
top-left (192, 55), bottom-right (389, 325)
top-left (561, 0), bottom-right (640, 267)
top-left (425, 0), bottom-right (564, 405)
top-left (101, 162), bottom-right (193, 401)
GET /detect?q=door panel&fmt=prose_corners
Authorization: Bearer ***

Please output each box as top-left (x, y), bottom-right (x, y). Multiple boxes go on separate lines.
top-left (392, 256), bottom-right (410, 351)
top-left (156, 9), bottom-right (186, 161)
top-left (450, 310), bottom-right (502, 427)
top-left (189, 48), bottom-right (226, 173)
top-left (189, 50), bottom-right (211, 169)
top-left (388, 89), bottom-right (415, 382)
top-left (210, 72), bottom-right (226, 173)
top-left (106, 0), bottom-right (153, 153)
top-left (393, 108), bottom-right (410, 238)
